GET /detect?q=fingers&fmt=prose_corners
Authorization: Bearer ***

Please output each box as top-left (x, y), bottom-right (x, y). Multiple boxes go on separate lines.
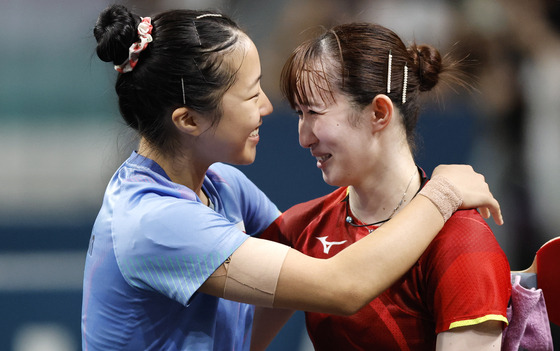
top-left (432, 164), bottom-right (504, 226)
top-left (479, 207), bottom-right (491, 219)
top-left (489, 198), bottom-right (504, 226)
top-left (478, 199), bottom-right (504, 226)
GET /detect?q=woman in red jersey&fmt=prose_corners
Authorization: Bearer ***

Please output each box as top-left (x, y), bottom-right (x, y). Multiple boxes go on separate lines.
top-left (255, 22), bottom-right (511, 351)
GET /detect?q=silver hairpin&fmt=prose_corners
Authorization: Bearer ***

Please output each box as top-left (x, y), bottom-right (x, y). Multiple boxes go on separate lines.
top-left (387, 50), bottom-right (392, 93)
top-left (192, 21), bottom-right (202, 46)
top-left (181, 77), bottom-right (186, 105)
top-left (196, 14), bottom-right (222, 19)
top-left (402, 64), bottom-right (408, 104)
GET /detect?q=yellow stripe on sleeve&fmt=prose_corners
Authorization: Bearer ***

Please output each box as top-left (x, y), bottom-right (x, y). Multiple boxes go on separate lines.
top-left (449, 314), bottom-right (509, 330)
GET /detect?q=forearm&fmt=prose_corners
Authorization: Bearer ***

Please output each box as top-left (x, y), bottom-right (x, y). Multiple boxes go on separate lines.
top-left (273, 195), bottom-right (445, 314)
top-left (201, 165), bottom-right (501, 314)
top-left (251, 307), bottom-right (295, 351)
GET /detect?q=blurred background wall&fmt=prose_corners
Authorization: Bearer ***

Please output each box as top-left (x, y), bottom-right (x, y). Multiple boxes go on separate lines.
top-left (2, 0), bottom-right (559, 349)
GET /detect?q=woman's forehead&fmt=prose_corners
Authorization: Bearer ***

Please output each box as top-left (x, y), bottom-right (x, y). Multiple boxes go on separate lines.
top-left (294, 67), bottom-right (336, 106)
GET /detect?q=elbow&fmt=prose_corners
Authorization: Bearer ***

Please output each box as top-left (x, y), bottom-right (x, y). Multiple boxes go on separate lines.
top-left (327, 285), bottom-right (372, 316)
top-left (336, 304), bottom-right (363, 317)
top-left (321, 267), bottom-right (382, 316)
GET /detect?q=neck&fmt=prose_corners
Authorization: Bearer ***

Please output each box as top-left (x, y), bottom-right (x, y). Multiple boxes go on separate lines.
top-left (348, 157), bottom-right (420, 225)
top-left (137, 138), bottom-right (210, 204)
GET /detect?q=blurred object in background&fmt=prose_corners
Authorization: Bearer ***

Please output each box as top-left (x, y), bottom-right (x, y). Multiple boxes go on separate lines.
top-left (13, 323), bottom-right (75, 351)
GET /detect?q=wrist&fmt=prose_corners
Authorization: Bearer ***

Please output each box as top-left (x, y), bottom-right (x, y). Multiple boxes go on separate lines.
top-left (418, 175), bottom-right (462, 222)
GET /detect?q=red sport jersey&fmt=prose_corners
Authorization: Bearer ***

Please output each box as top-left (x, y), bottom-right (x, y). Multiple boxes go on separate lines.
top-left (261, 185), bottom-right (511, 350)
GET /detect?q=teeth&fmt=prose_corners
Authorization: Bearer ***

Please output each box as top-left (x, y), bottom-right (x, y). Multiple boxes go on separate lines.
top-left (316, 155), bottom-right (331, 162)
top-left (250, 129), bottom-right (259, 137)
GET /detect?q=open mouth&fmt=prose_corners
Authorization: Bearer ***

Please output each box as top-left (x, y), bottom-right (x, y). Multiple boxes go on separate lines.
top-left (315, 154), bottom-right (332, 168)
top-left (316, 154), bottom-right (332, 163)
top-left (249, 128), bottom-right (259, 138)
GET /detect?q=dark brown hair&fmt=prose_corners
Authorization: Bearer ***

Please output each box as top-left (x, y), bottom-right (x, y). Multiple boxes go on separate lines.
top-left (281, 22), bottom-right (466, 149)
top-left (94, 5), bottom-right (248, 156)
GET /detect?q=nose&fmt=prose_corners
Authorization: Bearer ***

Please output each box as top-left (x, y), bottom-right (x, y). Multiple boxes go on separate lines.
top-left (298, 115), bottom-right (317, 149)
top-left (259, 89), bottom-right (273, 117)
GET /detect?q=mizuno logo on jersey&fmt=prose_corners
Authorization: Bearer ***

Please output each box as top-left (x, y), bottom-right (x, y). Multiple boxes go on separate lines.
top-left (316, 236), bottom-right (347, 254)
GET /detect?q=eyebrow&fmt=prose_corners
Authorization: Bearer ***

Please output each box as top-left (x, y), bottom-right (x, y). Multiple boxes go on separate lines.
top-left (250, 74), bottom-right (262, 89)
top-left (297, 97), bottom-right (326, 108)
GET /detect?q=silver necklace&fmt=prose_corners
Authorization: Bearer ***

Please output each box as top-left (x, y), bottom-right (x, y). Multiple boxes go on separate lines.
top-left (345, 168), bottom-right (418, 233)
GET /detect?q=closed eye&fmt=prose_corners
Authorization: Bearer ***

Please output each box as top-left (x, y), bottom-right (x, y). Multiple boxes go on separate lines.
top-left (294, 109), bottom-right (320, 117)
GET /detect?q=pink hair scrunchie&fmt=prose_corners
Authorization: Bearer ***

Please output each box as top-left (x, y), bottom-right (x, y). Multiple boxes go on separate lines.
top-left (114, 17), bottom-right (153, 73)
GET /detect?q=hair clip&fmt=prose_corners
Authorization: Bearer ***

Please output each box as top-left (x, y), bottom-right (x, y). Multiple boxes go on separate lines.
top-left (402, 64), bottom-right (408, 104)
top-left (387, 50), bottom-right (392, 93)
top-left (196, 14), bottom-right (222, 19)
top-left (192, 20), bottom-right (202, 46)
top-left (181, 77), bottom-right (186, 105)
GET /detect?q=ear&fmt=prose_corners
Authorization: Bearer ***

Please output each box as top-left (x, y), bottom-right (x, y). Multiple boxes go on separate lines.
top-left (370, 94), bottom-right (394, 132)
top-left (171, 107), bottom-right (209, 136)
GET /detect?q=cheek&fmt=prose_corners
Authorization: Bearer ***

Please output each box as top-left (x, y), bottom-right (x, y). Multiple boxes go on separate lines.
top-left (318, 124), bottom-right (345, 145)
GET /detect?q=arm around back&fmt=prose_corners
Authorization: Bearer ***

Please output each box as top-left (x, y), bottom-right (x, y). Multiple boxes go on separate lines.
top-left (202, 195), bottom-right (442, 314)
top-left (200, 166), bottom-right (503, 314)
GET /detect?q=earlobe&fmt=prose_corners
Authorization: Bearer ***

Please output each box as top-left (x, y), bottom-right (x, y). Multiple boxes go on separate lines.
top-left (371, 94), bottom-right (394, 131)
top-left (171, 107), bottom-right (207, 136)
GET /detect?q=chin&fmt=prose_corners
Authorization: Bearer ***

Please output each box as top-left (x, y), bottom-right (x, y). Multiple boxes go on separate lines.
top-left (321, 173), bottom-right (338, 187)
top-left (236, 153), bottom-right (257, 166)
top-left (322, 171), bottom-right (348, 188)
top-left (238, 159), bottom-right (255, 166)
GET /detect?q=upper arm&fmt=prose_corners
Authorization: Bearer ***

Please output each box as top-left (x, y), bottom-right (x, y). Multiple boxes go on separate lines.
top-left (436, 321), bottom-right (503, 350)
top-left (198, 238), bottom-right (350, 314)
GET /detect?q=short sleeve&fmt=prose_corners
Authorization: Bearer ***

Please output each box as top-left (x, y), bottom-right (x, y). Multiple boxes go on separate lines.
top-left (113, 195), bottom-right (248, 307)
top-left (423, 210), bottom-right (512, 333)
top-left (207, 163), bottom-right (280, 237)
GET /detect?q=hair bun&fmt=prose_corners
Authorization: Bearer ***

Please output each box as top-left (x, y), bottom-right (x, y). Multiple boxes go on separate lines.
top-left (410, 44), bottom-right (442, 92)
top-left (94, 5), bottom-right (140, 65)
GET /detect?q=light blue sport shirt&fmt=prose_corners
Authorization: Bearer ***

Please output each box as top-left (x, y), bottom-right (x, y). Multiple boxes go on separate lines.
top-left (82, 152), bottom-right (280, 350)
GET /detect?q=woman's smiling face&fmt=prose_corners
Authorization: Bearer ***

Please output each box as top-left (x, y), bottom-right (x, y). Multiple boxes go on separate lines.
top-left (295, 85), bottom-right (373, 187)
top-left (201, 36), bottom-right (273, 166)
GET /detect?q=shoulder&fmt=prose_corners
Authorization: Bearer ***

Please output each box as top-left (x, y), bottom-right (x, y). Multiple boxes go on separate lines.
top-left (114, 195), bottom-right (217, 250)
top-left (111, 164), bottom-right (238, 254)
top-left (420, 209), bottom-right (511, 295)
top-left (447, 209), bottom-right (490, 227)
top-left (260, 188), bottom-right (346, 244)
top-left (208, 162), bottom-right (242, 177)
top-left (435, 209), bottom-right (495, 247)
top-left (278, 188), bottom-right (346, 235)
top-left (208, 163), bottom-right (249, 183)
top-left (282, 187), bottom-right (347, 224)
top-left (423, 209), bottom-right (508, 273)
top-left (207, 163), bottom-right (261, 196)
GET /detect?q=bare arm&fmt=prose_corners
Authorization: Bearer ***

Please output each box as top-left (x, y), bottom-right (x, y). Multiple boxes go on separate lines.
top-left (436, 321), bottom-right (503, 350)
top-left (250, 308), bottom-right (295, 351)
top-left (200, 165), bottom-right (502, 314)
top-left (201, 195), bottom-right (444, 314)
top-left (272, 195), bottom-right (445, 314)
